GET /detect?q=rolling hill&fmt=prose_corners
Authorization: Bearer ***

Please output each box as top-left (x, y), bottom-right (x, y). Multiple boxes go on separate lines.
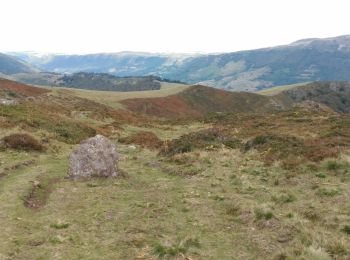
top-left (2, 76), bottom-right (348, 119)
top-left (120, 85), bottom-right (291, 119)
top-left (0, 53), bottom-right (38, 75)
top-left (279, 81), bottom-right (350, 113)
top-left (119, 81), bottom-right (350, 119)
top-left (0, 78), bottom-right (49, 98)
top-left (10, 35), bottom-right (350, 91)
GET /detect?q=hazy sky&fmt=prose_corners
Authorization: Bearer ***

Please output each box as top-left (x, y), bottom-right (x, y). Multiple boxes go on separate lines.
top-left (1, 0), bottom-right (349, 54)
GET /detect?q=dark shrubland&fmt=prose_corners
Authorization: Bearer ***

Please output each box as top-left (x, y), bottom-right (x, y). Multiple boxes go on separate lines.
top-left (3, 133), bottom-right (43, 151)
top-left (159, 128), bottom-right (241, 156)
top-left (119, 131), bottom-right (163, 150)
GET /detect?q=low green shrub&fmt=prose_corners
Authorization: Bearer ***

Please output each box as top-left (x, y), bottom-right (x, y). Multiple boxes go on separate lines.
top-left (341, 225), bottom-right (350, 235)
top-left (50, 222), bottom-right (70, 229)
top-left (326, 160), bottom-right (342, 170)
top-left (255, 208), bottom-right (274, 220)
top-left (316, 188), bottom-right (341, 197)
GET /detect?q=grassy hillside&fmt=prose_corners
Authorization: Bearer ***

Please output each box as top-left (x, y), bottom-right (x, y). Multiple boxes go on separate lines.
top-left (1, 78), bottom-right (350, 259)
top-left (0, 78), bottom-right (49, 98)
top-left (279, 81), bottom-right (350, 113)
top-left (258, 82), bottom-right (309, 95)
top-left (46, 82), bottom-right (189, 109)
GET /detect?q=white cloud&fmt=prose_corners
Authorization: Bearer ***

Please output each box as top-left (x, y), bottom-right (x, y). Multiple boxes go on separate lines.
top-left (0, 0), bottom-right (349, 54)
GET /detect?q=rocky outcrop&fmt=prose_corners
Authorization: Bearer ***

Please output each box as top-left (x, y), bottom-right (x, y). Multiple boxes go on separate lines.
top-left (0, 98), bottom-right (17, 105)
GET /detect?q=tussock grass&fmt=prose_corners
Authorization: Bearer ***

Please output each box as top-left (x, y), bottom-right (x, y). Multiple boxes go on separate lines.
top-left (254, 208), bottom-right (274, 220)
top-left (153, 237), bottom-right (200, 257)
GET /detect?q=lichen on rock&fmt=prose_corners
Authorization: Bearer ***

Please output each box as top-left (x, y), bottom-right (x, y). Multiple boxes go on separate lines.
top-left (68, 135), bottom-right (118, 179)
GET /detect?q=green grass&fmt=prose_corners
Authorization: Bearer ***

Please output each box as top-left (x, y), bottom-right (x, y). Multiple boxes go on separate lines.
top-left (258, 82), bottom-right (310, 95)
top-left (316, 188), bottom-right (342, 197)
top-left (326, 160), bottom-right (343, 170)
top-left (44, 82), bottom-right (189, 109)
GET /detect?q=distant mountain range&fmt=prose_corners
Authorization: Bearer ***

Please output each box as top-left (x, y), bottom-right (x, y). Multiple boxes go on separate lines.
top-left (0, 53), bottom-right (37, 75)
top-left (3, 35), bottom-right (350, 91)
top-left (0, 54), bottom-right (184, 92)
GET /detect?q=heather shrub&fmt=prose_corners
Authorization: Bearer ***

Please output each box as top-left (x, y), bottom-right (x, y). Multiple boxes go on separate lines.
top-left (3, 133), bottom-right (43, 151)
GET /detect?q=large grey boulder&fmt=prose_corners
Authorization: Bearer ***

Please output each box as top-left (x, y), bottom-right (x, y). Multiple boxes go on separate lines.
top-left (68, 135), bottom-right (118, 179)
